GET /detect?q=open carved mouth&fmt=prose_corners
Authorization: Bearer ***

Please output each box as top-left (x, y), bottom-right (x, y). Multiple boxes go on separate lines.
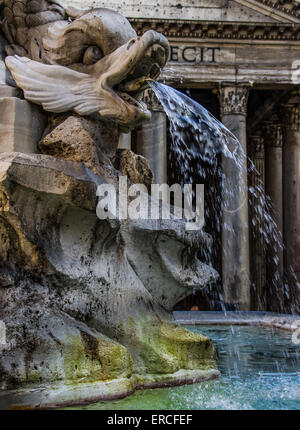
top-left (101, 30), bottom-right (170, 127)
top-left (117, 44), bottom-right (167, 93)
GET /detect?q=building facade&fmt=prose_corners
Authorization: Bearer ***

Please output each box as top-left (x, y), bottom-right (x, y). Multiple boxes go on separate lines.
top-left (40, 1), bottom-right (300, 312)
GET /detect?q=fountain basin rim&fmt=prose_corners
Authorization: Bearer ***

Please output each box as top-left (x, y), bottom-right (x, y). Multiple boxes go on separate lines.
top-left (0, 369), bottom-right (220, 410)
top-left (174, 311), bottom-right (299, 332)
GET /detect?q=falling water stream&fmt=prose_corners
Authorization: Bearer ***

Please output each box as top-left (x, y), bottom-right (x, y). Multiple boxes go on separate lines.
top-left (148, 81), bottom-right (300, 314)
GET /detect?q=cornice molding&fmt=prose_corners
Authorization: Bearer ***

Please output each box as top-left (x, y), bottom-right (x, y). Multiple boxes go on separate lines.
top-left (130, 19), bottom-right (300, 41)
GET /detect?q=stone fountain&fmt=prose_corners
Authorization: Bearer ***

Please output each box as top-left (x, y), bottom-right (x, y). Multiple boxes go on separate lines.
top-left (0, 1), bottom-right (219, 409)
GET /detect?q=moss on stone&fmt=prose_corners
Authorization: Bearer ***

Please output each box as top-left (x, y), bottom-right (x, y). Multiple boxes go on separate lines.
top-left (121, 314), bottom-right (217, 376)
top-left (62, 334), bottom-right (133, 384)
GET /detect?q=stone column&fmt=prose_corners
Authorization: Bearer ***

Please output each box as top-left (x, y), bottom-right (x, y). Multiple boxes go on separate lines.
top-left (0, 97), bottom-right (47, 153)
top-left (248, 135), bottom-right (266, 310)
top-left (135, 89), bottom-right (167, 184)
top-left (0, 36), bottom-right (46, 153)
top-left (219, 84), bottom-right (251, 310)
top-left (281, 91), bottom-right (300, 312)
top-left (263, 120), bottom-right (284, 311)
top-left (118, 132), bottom-right (132, 150)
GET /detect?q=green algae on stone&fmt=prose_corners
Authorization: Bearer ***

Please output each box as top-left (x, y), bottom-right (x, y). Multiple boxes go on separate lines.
top-left (120, 314), bottom-right (217, 376)
top-left (62, 333), bottom-right (133, 384)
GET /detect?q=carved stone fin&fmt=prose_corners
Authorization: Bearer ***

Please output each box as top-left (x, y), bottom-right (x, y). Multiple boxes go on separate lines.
top-left (5, 55), bottom-right (105, 115)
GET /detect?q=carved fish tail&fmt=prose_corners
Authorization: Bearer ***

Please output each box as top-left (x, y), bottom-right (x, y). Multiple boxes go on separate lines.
top-left (0, 0), bottom-right (66, 55)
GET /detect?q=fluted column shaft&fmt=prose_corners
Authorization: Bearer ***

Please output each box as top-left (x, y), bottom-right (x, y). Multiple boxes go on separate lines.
top-left (263, 121), bottom-right (284, 311)
top-left (248, 135), bottom-right (266, 310)
top-left (264, 122), bottom-right (283, 239)
top-left (135, 90), bottom-right (167, 185)
top-left (219, 84), bottom-right (251, 310)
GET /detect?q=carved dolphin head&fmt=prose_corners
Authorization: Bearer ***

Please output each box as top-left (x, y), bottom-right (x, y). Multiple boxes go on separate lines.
top-left (4, 7), bottom-right (170, 130)
top-left (6, 9), bottom-right (169, 131)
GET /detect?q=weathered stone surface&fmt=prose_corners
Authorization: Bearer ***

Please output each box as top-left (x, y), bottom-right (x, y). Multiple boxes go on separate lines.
top-left (114, 149), bottom-right (154, 193)
top-left (39, 115), bottom-right (120, 175)
top-left (0, 307), bottom-right (132, 388)
top-left (0, 97), bottom-right (46, 154)
top-left (0, 152), bottom-right (219, 408)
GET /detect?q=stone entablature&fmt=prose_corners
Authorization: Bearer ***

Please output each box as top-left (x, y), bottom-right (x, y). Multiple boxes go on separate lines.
top-left (131, 20), bottom-right (300, 41)
top-left (60, 1), bottom-right (300, 23)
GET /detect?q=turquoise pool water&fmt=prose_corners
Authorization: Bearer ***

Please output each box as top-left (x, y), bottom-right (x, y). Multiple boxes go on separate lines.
top-left (69, 325), bottom-right (300, 410)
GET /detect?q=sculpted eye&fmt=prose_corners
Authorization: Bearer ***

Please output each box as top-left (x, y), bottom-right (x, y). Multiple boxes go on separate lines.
top-left (83, 46), bottom-right (103, 65)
